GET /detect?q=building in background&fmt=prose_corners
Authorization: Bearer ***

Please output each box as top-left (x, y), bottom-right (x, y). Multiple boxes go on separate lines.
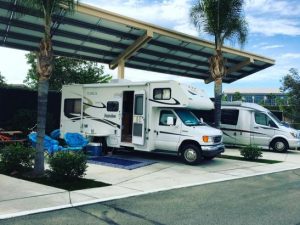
top-left (223, 88), bottom-right (288, 106)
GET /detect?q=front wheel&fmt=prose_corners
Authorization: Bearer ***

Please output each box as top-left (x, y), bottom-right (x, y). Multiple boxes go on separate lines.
top-left (271, 138), bottom-right (288, 152)
top-left (181, 144), bottom-right (202, 165)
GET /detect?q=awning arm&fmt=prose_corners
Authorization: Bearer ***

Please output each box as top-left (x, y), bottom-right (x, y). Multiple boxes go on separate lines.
top-left (109, 29), bottom-right (153, 70)
top-left (205, 57), bottom-right (254, 84)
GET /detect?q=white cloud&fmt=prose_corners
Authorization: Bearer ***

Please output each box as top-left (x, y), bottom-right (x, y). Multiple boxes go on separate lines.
top-left (261, 45), bottom-right (284, 50)
top-left (85, 0), bottom-right (196, 33)
top-left (281, 53), bottom-right (300, 59)
top-left (245, 0), bottom-right (300, 37)
top-left (247, 16), bottom-right (300, 36)
top-left (246, 0), bottom-right (300, 17)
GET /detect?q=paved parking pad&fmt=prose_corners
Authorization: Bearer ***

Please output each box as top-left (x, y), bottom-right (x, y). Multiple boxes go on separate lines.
top-left (1, 149), bottom-right (300, 219)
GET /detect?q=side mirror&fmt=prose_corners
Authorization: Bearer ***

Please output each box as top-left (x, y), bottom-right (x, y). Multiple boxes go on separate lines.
top-left (167, 117), bottom-right (175, 126)
top-left (200, 118), bottom-right (204, 123)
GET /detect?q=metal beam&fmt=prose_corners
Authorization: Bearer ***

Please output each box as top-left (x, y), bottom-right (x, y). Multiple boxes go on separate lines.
top-left (227, 57), bottom-right (254, 75)
top-left (118, 60), bottom-right (125, 79)
top-left (109, 30), bottom-right (153, 70)
top-left (205, 57), bottom-right (254, 84)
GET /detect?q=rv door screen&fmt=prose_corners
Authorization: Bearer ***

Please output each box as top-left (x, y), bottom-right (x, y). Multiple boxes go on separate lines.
top-left (132, 91), bottom-right (145, 145)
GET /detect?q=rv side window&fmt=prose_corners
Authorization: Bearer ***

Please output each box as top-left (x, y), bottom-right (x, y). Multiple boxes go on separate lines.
top-left (107, 101), bottom-right (119, 112)
top-left (159, 110), bottom-right (177, 126)
top-left (153, 88), bottom-right (171, 100)
top-left (64, 99), bottom-right (81, 115)
top-left (221, 109), bottom-right (239, 125)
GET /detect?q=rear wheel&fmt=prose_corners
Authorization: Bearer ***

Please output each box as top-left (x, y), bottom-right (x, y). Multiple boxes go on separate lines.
top-left (271, 138), bottom-right (288, 152)
top-left (181, 144), bottom-right (202, 165)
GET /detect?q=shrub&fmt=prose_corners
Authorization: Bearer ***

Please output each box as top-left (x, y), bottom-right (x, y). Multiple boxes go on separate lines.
top-left (0, 143), bottom-right (35, 173)
top-left (48, 151), bottom-right (87, 181)
top-left (240, 145), bottom-right (263, 160)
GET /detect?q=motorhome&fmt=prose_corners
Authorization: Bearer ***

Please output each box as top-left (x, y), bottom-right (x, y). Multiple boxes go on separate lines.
top-left (195, 102), bottom-right (300, 152)
top-left (60, 80), bottom-right (224, 164)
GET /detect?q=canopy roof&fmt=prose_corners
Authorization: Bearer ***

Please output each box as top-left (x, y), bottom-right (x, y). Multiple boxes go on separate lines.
top-left (0, 0), bottom-right (275, 83)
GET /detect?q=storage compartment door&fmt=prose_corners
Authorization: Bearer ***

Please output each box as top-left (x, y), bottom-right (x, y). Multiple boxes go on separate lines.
top-left (132, 91), bottom-right (146, 145)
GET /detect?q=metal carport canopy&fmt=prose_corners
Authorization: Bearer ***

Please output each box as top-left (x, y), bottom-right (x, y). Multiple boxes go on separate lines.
top-left (0, 0), bottom-right (275, 83)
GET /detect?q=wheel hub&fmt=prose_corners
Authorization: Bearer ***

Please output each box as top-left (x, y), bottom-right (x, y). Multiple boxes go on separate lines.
top-left (184, 148), bottom-right (197, 162)
top-left (275, 142), bottom-right (285, 151)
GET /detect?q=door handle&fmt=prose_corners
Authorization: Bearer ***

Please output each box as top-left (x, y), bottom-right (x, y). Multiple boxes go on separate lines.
top-left (254, 126), bottom-right (259, 129)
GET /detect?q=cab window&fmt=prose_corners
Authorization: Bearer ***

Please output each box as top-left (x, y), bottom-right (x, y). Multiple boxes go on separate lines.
top-left (159, 110), bottom-right (177, 126)
top-left (255, 112), bottom-right (277, 127)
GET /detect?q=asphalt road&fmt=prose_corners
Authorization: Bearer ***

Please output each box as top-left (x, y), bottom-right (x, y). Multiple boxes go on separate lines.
top-left (2, 169), bottom-right (300, 225)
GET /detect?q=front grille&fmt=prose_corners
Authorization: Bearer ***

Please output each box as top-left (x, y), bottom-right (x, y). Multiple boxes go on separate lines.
top-left (213, 135), bottom-right (222, 143)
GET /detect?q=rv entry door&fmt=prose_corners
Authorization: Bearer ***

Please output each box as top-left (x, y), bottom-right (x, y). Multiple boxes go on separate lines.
top-left (132, 91), bottom-right (146, 145)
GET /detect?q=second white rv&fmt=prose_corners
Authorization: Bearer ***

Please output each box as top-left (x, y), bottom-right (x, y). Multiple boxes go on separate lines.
top-left (195, 102), bottom-right (300, 152)
top-left (60, 80), bottom-right (224, 164)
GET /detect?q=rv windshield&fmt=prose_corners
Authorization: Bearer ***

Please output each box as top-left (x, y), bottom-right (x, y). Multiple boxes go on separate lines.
top-left (267, 112), bottom-right (290, 127)
top-left (175, 109), bottom-right (203, 126)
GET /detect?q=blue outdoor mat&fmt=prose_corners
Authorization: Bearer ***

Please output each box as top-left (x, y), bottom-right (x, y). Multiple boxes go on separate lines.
top-left (88, 156), bottom-right (156, 170)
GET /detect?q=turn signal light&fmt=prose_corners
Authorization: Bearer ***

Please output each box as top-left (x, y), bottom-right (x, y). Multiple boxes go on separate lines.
top-left (202, 136), bottom-right (209, 142)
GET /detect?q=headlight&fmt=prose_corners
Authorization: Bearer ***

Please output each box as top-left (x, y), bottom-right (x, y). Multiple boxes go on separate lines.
top-left (290, 132), bottom-right (297, 138)
top-left (202, 136), bottom-right (213, 143)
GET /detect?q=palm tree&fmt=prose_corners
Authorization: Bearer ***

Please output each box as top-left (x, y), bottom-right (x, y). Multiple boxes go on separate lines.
top-left (18, 0), bottom-right (79, 176)
top-left (190, 0), bottom-right (248, 128)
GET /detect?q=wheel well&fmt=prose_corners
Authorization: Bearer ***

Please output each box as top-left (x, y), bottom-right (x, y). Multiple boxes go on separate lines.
top-left (178, 140), bottom-right (201, 155)
top-left (270, 137), bottom-right (289, 149)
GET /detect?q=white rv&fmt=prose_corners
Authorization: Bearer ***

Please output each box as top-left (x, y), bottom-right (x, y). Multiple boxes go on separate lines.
top-left (60, 80), bottom-right (224, 164)
top-left (219, 102), bottom-right (300, 152)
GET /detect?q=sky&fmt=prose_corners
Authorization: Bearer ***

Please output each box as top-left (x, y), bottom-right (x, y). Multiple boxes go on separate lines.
top-left (0, 0), bottom-right (299, 97)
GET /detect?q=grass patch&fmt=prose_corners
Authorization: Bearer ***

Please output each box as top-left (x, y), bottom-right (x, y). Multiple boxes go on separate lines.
top-left (218, 155), bottom-right (282, 164)
top-left (2, 171), bottom-right (111, 191)
top-left (20, 176), bottom-right (111, 191)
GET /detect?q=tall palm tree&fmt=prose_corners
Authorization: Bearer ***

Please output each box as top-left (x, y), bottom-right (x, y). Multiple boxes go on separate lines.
top-left (18, 0), bottom-right (79, 176)
top-left (190, 0), bottom-right (248, 128)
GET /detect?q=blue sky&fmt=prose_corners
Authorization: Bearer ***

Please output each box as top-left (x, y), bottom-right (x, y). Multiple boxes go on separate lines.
top-left (0, 0), bottom-right (299, 96)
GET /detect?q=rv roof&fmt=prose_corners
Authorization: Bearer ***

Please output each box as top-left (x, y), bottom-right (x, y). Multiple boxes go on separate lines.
top-left (81, 79), bottom-right (176, 88)
top-left (0, 1), bottom-right (274, 83)
top-left (222, 101), bottom-right (269, 112)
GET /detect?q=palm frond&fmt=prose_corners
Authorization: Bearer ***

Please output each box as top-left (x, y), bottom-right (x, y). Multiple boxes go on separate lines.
top-left (190, 0), bottom-right (248, 49)
top-left (15, 0), bottom-right (79, 18)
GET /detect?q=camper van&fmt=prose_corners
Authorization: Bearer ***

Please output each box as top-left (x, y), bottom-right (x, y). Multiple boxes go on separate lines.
top-left (60, 80), bottom-right (224, 164)
top-left (218, 102), bottom-right (300, 152)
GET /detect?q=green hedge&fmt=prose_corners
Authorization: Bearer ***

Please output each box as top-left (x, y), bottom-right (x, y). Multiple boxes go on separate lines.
top-left (48, 151), bottom-right (88, 181)
top-left (0, 143), bottom-right (35, 173)
top-left (240, 145), bottom-right (263, 160)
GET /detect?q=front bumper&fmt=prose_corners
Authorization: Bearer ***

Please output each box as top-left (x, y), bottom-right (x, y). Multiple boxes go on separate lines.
top-left (288, 138), bottom-right (300, 150)
top-left (201, 144), bottom-right (225, 157)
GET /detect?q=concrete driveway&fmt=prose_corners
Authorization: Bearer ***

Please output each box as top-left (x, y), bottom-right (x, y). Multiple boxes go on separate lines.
top-left (1, 148), bottom-right (300, 219)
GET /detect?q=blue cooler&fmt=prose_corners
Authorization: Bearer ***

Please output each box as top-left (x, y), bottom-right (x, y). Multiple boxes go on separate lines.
top-left (86, 143), bottom-right (102, 157)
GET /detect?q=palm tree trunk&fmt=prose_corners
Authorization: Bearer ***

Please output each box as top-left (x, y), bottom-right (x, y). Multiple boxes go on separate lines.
top-left (210, 49), bottom-right (226, 129)
top-left (33, 35), bottom-right (53, 176)
top-left (34, 79), bottom-right (48, 175)
top-left (214, 78), bottom-right (222, 129)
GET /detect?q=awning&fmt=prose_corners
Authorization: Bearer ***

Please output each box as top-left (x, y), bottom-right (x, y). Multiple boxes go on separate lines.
top-left (0, 0), bottom-right (275, 83)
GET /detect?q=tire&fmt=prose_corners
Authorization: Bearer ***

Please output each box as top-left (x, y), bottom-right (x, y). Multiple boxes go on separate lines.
top-left (271, 138), bottom-right (288, 152)
top-left (181, 143), bottom-right (202, 165)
